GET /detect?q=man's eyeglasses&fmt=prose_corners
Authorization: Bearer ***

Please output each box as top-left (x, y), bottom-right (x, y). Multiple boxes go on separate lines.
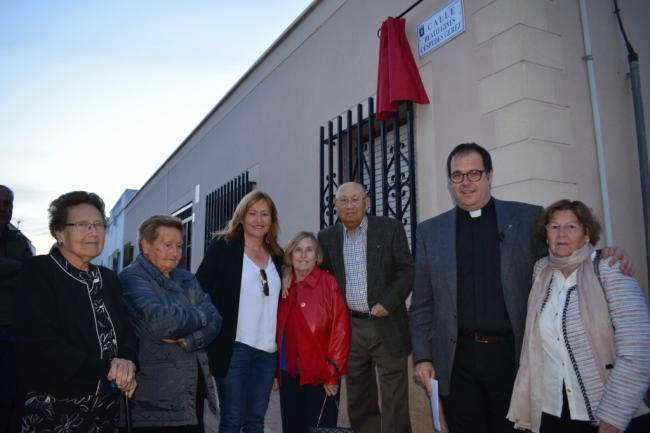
top-left (65, 221), bottom-right (107, 233)
top-left (335, 196), bottom-right (366, 207)
top-left (545, 222), bottom-right (582, 235)
top-left (259, 269), bottom-right (269, 296)
top-left (449, 169), bottom-right (485, 184)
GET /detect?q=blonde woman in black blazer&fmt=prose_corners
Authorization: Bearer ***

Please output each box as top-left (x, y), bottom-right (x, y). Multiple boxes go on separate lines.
top-left (196, 190), bottom-right (283, 433)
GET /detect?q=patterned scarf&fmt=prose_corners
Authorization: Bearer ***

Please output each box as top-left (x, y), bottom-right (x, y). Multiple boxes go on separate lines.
top-left (507, 243), bottom-right (615, 432)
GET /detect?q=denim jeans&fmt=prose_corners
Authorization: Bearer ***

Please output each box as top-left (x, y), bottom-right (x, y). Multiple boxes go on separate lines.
top-left (216, 342), bottom-right (276, 433)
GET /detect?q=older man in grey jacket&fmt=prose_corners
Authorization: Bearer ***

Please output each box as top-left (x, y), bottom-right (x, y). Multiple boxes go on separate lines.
top-left (319, 182), bottom-right (413, 433)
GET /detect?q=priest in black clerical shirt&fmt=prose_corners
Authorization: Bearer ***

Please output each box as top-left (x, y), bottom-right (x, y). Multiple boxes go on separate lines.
top-left (409, 143), bottom-right (630, 433)
top-left (456, 198), bottom-right (513, 339)
top-left (410, 143), bottom-right (545, 433)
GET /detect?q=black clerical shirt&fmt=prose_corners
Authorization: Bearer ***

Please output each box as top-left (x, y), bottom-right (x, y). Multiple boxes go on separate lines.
top-left (455, 199), bottom-right (513, 335)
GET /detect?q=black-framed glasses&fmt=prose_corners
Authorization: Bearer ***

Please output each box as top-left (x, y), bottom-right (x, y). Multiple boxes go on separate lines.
top-left (449, 169), bottom-right (485, 184)
top-left (259, 269), bottom-right (269, 296)
top-left (65, 221), bottom-right (107, 233)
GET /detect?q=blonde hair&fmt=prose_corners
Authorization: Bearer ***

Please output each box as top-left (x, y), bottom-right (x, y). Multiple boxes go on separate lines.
top-left (283, 231), bottom-right (323, 268)
top-left (219, 190), bottom-right (281, 256)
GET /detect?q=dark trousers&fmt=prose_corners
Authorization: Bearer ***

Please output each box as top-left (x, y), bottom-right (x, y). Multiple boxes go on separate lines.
top-left (540, 386), bottom-right (595, 433)
top-left (279, 371), bottom-right (339, 433)
top-left (0, 326), bottom-right (16, 433)
top-left (627, 413), bottom-right (650, 433)
top-left (346, 317), bottom-right (411, 433)
top-left (441, 336), bottom-right (516, 433)
top-left (540, 386), bottom-right (650, 433)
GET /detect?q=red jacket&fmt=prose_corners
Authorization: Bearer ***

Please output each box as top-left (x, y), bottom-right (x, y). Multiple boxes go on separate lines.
top-left (276, 266), bottom-right (350, 385)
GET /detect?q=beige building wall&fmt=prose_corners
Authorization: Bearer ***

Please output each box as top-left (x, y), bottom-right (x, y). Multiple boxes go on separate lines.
top-left (409, 0), bottom-right (650, 288)
top-left (122, 1), bottom-right (650, 431)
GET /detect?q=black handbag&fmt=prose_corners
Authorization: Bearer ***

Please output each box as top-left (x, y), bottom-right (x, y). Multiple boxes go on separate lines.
top-left (307, 395), bottom-right (355, 433)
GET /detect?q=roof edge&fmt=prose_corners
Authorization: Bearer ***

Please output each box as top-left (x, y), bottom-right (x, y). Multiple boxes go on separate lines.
top-left (125, 0), bottom-right (321, 209)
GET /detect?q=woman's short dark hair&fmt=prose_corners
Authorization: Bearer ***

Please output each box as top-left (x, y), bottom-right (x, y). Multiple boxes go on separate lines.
top-left (48, 191), bottom-right (106, 237)
top-left (446, 142), bottom-right (493, 177)
top-left (535, 199), bottom-right (602, 245)
top-left (138, 215), bottom-right (183, 252)
top-left (283, 231), bottom-right (323, 268)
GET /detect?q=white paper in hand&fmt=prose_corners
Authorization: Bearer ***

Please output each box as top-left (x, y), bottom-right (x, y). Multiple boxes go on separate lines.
top-left (430, 378), bottom-right (441, 431)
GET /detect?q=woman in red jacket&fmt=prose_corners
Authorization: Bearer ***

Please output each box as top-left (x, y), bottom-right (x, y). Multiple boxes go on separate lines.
top-left (276, 231), bottom-right (351, 433)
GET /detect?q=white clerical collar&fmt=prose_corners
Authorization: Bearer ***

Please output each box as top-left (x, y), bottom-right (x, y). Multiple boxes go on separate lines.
top-left (469, 209), bottom-right (482, 218)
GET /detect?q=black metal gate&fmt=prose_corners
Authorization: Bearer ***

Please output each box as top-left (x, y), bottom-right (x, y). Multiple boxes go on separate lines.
top-left (319, 98), bottom-right (417, 247)
top-left (204, 171), bottom-right (255, 251)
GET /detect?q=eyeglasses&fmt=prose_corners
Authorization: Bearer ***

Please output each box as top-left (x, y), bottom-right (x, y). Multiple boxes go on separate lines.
top-left (546, 222), bottom-right (582, 235)
top-left (335, 196), bottom-right (366, 207)
top-left (449, 169), bottom-right (485, 184)
top-left (65, 221), bottom-right (107, 233)
top-left (259, 269), bottom-right (269, 296)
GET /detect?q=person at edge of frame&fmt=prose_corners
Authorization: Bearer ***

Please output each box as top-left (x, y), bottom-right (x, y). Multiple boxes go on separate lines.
top-left (0, 185), bottom-right (33, 433)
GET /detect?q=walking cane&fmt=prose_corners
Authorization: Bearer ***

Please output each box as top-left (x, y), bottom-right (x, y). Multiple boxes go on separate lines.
top-left (123, 392), bottom-right (132, 433)
top-left (110, 380), bottom-right (132, 433)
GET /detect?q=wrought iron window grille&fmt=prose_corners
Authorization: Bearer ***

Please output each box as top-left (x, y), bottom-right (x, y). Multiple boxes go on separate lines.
top-left (204, 171), bottom-right (256, 252)
top-left (319, 98), bottom-right (417, 248)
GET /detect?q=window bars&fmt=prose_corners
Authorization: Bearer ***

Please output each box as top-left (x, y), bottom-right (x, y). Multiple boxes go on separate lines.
top-left (319, 98), bottom-right (418, 248)
top-left (204, 171), bottom-right (255, 252)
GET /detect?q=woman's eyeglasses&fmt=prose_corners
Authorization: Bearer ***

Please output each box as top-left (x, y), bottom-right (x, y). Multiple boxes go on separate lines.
top-left (259, 269), bottom-right (269, 296)
top-left (545, 222), bottom-right (582, 235)
top-left (65, 221), bottom-right (107, 233)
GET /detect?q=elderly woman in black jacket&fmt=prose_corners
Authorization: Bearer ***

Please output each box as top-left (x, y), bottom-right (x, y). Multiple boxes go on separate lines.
top-left (15, 191), bottom-right (138, 432)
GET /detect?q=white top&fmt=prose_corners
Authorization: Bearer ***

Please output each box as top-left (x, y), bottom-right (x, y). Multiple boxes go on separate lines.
top-left (539, 258), bottom-right (594, 421)
top-left (235, 254), bottom-right (281, 353)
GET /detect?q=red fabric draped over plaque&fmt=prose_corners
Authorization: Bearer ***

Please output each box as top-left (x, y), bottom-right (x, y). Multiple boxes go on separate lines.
top-left (376, 17), bottom-right (429, 121)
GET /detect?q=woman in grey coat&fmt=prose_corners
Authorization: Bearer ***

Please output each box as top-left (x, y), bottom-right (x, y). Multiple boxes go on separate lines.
top-left (120, 215), bottom-right (222, 432)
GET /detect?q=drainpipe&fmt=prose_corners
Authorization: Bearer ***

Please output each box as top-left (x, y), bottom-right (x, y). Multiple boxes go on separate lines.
top-left (578, 0), bottom-right (614, 245)
top-left (613, 0), bottom-right (650, 290)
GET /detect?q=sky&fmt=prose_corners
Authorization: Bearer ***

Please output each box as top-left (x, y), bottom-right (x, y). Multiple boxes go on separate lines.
top-left (0, 0), bottom-right (313, 254)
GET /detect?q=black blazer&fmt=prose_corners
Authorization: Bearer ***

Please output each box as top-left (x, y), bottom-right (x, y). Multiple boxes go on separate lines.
top-left (196, 236), bottom-right (283, 377)
top-left (15, 254), bottom-right (138, 398)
